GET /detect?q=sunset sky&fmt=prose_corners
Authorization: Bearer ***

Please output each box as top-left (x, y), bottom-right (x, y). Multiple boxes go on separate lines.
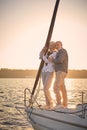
top-left (0, 0), bottom-right (87, 70)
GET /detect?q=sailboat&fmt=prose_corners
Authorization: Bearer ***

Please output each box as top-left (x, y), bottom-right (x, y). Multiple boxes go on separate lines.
top-left (24, 0), bottom-right (87, 130)
top-left (25, 103), bottom-right (87, 130)
top-left (24, 87), bottom-right (87, 130)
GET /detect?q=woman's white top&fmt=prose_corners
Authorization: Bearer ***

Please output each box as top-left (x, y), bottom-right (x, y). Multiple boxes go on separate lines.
top-left (42, 51), bottom-right (57, 72)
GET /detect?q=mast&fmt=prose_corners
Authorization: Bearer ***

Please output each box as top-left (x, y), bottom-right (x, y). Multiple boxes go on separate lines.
top-left (31, 0), bottom-right (60, 97)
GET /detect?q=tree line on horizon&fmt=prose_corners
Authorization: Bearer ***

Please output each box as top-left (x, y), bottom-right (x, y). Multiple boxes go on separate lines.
top-left (0, 68), bottom-right (87, 78)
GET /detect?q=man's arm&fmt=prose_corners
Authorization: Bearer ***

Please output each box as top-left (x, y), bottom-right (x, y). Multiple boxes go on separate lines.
top-left (48, 51), bottom-right (57, 62)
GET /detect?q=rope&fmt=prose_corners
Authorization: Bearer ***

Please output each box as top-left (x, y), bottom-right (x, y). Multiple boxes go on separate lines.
top-left (15, 106), bottom-right (31, 124)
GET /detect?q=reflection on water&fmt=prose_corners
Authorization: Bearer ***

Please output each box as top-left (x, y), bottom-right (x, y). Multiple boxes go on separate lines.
top-left (0, 78), bottom-right (34, 130)
top-left (65, 78), bottom-right (87, 106)
top-left (0, 78), bottom-right (87, 130)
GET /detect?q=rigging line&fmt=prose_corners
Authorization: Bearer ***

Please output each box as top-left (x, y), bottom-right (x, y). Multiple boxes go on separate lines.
top-left (34, 75), bottom-right (42, 100)
top-left (15, 106), bottom-right (31, 125)
top-left (31, 0), bottom-right (60, 98)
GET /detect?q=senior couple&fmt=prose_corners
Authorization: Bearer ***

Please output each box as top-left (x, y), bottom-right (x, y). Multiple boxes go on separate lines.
top-left (40, 41), bottom-right (68, 110)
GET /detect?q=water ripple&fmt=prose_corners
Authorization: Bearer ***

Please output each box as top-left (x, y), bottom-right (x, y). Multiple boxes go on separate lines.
top-left (0, 78), bottom-right (87, 130)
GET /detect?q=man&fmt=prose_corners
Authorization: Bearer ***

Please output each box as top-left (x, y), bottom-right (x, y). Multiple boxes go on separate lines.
top-left (50, 41), bottom-right (68, 107)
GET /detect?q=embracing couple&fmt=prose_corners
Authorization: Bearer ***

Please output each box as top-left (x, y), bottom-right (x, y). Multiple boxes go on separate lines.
top-left (39, 41), bottom-right (68, 110)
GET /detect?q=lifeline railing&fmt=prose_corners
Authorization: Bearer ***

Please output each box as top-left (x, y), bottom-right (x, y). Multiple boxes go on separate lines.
top-left (81, 92), bottom-right (87, 118)
top-left (24, 88), bottom-right (40, 107)
top-left (24, 89), bottom-right (87, 118)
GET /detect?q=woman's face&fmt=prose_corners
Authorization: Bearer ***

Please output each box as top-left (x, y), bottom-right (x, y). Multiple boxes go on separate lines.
top-left (49, 44), bottom-right (55, 51)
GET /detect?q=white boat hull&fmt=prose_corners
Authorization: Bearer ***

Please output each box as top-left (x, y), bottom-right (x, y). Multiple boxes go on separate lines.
top-left (26, 104), bottom-right (87, 130)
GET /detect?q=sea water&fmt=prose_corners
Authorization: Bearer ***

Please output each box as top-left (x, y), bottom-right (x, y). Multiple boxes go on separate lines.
top-left (0, 78), bottom-right (87, 130)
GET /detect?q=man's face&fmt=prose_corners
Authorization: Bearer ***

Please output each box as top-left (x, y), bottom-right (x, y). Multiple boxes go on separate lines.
top-left (56, 42), bottom-right (62, 50)
top-left (56, 43), bottom-right (60, 50)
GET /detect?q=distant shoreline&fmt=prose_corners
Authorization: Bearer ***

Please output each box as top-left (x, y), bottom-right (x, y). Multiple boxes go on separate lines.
top-left (0, 68), bottom-right (87, 78)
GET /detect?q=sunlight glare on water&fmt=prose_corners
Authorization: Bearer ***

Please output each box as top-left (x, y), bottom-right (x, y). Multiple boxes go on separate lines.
top-left (0, 78), bottom-right (87, 129)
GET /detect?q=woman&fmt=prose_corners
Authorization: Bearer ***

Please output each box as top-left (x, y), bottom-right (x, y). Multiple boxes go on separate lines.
top-left (39, 41), bottom-right (58, 109)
